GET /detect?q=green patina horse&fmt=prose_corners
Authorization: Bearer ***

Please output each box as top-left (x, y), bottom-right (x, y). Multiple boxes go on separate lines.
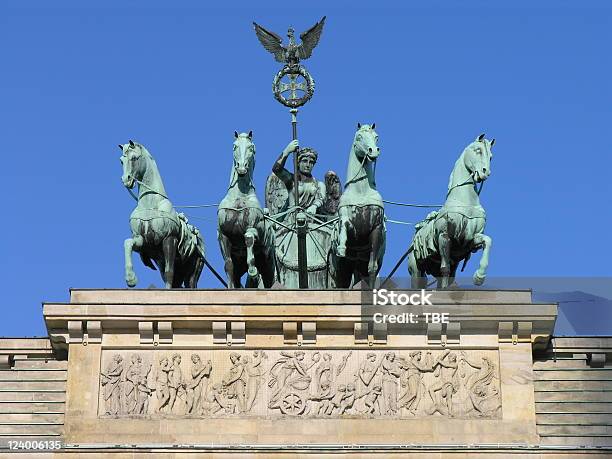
top-left (120, 141), bottom-right (205, 288)
top-left (408, 134), bottom-right (495, 288)
top-left (218, 132), bottom-right (276, 288)
top-left (330, 123), bottom-right (386, 288)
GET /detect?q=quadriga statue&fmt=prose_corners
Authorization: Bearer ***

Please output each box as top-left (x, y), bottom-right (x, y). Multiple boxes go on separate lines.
top-left (408, 134), bottom-right (494, 288)
top-left (217, 131), bottom-right (276, 288)
top-left (119, 141), bottom-right (205, 288)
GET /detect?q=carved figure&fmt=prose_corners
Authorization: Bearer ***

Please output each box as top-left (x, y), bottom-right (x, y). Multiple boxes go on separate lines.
top-left (314, 353), bottom-right (333, 392)
top-left (120, 141), bottom-right (205, 288)
top-left (156, 357), bottom-right (172, 413)
top-left (134, 374), bottom-right (152, 415)
top-left (253, 17), bottom-right (326, 67)
top-left (355, 384), bottom-right (383, 415)
top-left (398, 351), bottom-right (434, 414)
top-left (218, 132), bottom-right (276, 288)
top-left (408, 134), bottom-right (495, 288)
top-left (201, 383), bottom-right (225, 415)
top-left (355, 352), bottom-right (380, 397)
top-left (167, 354), bottom-right (185, 414)
top-left (330, 124), bottom-right (385, 288)
top-left (339, 383), bottom-right (356, 414)
top-left (428, 350), bottom-right (460, 416)
top-left (100, 354), bottom-right (124, 415)
top-left (122, 354), bottom-right (143, 414)
top-left (381, 352), bottom-right (402, 415)
top-left (244, 351), bottom-right (267, 412)
top-left (222, 352), bottom-right (249, 413)
top-left (308, 381), bottom-right (334, 415)
top-left (186, 354), bottom-right (212, 415)
top-left (462, 355), bottom-right (500, 416)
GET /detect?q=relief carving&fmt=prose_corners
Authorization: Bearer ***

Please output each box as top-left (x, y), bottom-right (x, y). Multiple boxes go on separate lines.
top-left (99, 349), bottom-right (501, 419)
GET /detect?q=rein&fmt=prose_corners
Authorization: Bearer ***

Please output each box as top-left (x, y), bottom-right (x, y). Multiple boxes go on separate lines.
top-left (124, 175), bottom-right (170, 202)
top-left (345, 147), bottom-right (374, 187)
top-left (445, 174), bottom-right (484, 198)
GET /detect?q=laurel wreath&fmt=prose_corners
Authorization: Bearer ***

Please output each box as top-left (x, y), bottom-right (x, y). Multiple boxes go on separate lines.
top-left (272, 65), bottom-right (315, 108)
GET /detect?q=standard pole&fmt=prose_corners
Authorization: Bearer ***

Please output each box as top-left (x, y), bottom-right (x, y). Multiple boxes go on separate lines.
top-left (290, 108), bottom-right (300, 210)
top-left (290, 108), bottom-right (308, 289)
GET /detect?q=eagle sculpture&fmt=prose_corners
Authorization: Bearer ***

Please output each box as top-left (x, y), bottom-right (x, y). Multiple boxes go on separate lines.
top-left (253, 16), bottom-right (326, 67)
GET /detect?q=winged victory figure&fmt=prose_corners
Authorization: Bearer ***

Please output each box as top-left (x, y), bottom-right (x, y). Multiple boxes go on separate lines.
top-left (253, 16), bottom-right (326, 67)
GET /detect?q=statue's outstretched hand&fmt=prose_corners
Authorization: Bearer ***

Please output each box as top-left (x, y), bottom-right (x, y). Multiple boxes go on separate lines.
top-left (283, 139), bottom-right (299, 155)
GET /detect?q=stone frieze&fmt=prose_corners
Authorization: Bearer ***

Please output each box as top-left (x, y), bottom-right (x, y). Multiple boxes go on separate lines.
top-left (99, 349), bottom-right (501, 419)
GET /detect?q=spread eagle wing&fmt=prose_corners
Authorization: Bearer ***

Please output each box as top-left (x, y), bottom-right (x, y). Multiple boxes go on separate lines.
top-left (253, 22), bottom-right (286, 63)
top-left (298, 16), bottom-right (326, 60)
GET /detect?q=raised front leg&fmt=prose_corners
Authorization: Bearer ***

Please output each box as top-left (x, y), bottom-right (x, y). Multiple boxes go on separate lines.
top-left (472, 233), bottom-right (492, 285)
top-left (162, 236), bottom-right (178, 289)
top-left (336, 206), bottom-right (350, 258)
top-left (124, 235), bottom-right (143, 287)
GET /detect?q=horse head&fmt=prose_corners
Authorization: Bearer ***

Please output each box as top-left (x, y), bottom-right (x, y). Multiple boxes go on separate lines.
top-left (233, 131), bottom-right (255, 178)
top-left (463, 133), bottom-right (495, 183)
top-left (353, 123), bottom-right (380, 162)
top-left (119, 140), bottom-right (147, 189)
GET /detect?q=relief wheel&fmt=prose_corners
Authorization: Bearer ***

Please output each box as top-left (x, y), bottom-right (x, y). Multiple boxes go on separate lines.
top-left (280, 392), bottom-right (307, 415)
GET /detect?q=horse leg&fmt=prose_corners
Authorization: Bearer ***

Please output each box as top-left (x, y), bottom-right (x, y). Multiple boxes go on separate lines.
top-left (337, 257), bottom-right (354, 289)
top-left (433, 216), bottom-right (451, 288)
top-left (162, 236), bottom-right (178, 289)
top-left (189, 257), bottom-right (204, 288)
top-left (472, 233), bottom-right (492, 285)
top-left (124, 235), bottom-right (143, 288)
top-left (244, 228), bottom-right (260, 288)
top-left (367, 225), bottom-right (382, 288)
top-left (218, 233), bottom-right (237, 288)
top-left (408, 251), bottom-right (426, 289)
top-left (336, 206), bottom-right (350, 257)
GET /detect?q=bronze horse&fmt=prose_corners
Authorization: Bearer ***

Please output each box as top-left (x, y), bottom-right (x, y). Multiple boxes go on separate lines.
top-left (218, 132), bottom-right (276, 288)
top-left (120, 141), bottom-right (204, 288)
top-left (330, 124), bottom-right (386, 288)
top-left (408, 134), bottom-right (494, 288)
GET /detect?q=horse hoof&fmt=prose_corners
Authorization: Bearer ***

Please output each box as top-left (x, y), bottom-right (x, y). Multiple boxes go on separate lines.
top-left (248, 266), bottom-right (258, 278)
top-left (336, 246), bottom-right (346, 257)
top-left (473, 271), bottom-right (485, 286)
top-left (126, 273), bottom-right (138, 288)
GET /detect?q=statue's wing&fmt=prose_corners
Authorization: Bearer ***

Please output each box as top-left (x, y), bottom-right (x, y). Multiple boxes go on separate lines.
top-left (253, 22), bottom-right (286, 63)
top-left (265, 173), bottom-right (289, 217)
top-left (298, 16), bottom-right (326, 59)
top-left (321, 170), bottom-right (342, 216)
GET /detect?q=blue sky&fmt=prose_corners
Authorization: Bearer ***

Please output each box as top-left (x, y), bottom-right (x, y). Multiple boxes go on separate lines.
top-left (1, 1), bottom-right (611, 336)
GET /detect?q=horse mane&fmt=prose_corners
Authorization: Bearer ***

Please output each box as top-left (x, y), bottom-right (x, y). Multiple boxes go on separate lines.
top-left (447, 148), bottom-right (468, 191)
top-left (133, 142), bottom-right (154, 160)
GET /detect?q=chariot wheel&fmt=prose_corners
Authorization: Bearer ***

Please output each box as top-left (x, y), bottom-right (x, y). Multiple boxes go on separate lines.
top-left (280, 392), bottom-right (307, 415)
